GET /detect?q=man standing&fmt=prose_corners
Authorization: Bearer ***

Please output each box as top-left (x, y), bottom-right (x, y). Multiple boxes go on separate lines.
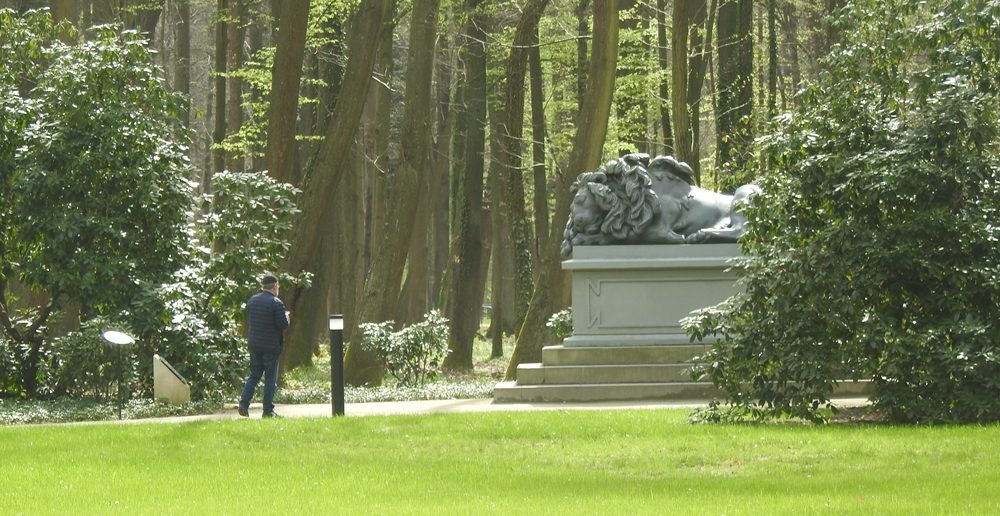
top-left (238, 274), bottom-right (289, 418)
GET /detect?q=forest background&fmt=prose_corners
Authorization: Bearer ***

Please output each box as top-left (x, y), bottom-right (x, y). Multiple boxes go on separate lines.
top-left (0, 0), bottom-right (864, 395)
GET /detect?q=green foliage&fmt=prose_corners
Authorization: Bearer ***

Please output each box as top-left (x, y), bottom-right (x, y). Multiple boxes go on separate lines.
top-left (546, 309), bottom-right (573, 341)
top-left (38, 319), bottom-right (120, 400)
top-left (126, 172), bottom-right (306, 400)
top-left (0, 11), bottom-right (306, 402)
top-left (360, 310), bottom-right (450, 386)
top-left (0, 397), bottom-right (222, 425)
top-left (0, 10), bottom-right (193, 398)
top-left (684, 0), bottom-right (1000, 424)
top-left (9, 25), bottom-right (192, 309)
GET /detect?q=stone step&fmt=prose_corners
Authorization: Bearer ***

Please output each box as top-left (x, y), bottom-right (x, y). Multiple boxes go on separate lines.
top-left (493, 378), bottom-right (874, 403)
top-left (493, 380), bottom-right (723, 403)
top-left (542, 344), bottom-right (711, 366)
top-left (516, 363), bottom-right (696, 385)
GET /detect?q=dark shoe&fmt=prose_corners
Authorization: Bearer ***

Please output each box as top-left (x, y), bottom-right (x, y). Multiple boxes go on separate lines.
top-left (262, 411), bottom-right (281, 419)
top-left (238, 406), bottom-right (249, 417)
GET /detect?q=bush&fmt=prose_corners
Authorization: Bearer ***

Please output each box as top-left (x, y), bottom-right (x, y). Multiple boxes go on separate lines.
top-left (684, 0), bottom-right (1000, 423)
top-left (359, 310), bottom-right (450, 386)
top-left (546, 309), bottom-right (573, 341)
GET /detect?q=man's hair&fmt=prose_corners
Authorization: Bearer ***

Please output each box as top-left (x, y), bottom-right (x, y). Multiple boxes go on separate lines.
top-left (260, 274), bottom-right (279, 288)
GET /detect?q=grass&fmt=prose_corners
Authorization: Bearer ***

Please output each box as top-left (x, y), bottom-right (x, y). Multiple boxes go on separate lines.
top-left (1, 410), bottom-right (998, 514)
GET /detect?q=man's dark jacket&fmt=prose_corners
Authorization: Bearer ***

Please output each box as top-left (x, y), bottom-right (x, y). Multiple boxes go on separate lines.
top-left (246, 290), bottom-right (289, 353)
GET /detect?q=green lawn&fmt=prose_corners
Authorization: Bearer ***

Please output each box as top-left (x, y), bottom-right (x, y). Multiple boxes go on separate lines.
top-left (2, 410), bottom-right (998, 514)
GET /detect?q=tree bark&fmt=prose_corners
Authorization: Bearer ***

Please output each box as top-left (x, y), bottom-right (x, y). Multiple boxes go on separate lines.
top-left (767, 0), bottom-right (777, 119)
top-left (528, 25), bottom-right (548, 263)
top-left (685, 0), bottom-right (708, 183)
top-left (716, 0), bottom-right (753, 178)
top-left (174, 0), bottom-right (191, 126)
top-left (226, 0), bottom-right (245, 172)
top-left (212, 0), bottom-right (227, 177)
top-left (671, 0), bottom-right (693, 168)
top-left (429, 27), bottom-right (453, 311)
top-left (266, 0), bottom-right (310, 184)
top-left (279, 0), bottom-right (392, 374)
top-left (343, 0), bottom-right (441, 385)
top-left (442, 0), bottom-right (488, 371)
top-left (497, 0), bottom-right (549, 332)
top-left (575, 0), bottom-right (590, 113)
top-left (614, 0), bottom-right (645, 154)
top-left (655, 0), bottom-right (673, 154)
top-left (505, 0), bottom-right (619, 378)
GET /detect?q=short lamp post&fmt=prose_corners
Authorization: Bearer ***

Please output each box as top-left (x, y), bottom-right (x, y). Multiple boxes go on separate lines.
top-left (329, 314), bottom-right (345, 416)
top-left (102, 330), bottom-right (135, 420)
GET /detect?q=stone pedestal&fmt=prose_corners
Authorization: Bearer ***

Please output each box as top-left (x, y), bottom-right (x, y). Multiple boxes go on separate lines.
top-left (564, 244), bottom-right (740, 347)
top-left (493, 244), bottom-right (739, 403)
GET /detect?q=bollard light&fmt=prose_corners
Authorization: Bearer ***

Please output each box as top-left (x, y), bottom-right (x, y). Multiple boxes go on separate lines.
top-left (102, 330), bottom-right (135, 420)
top-left (329, 315), bottom-right (345, 416)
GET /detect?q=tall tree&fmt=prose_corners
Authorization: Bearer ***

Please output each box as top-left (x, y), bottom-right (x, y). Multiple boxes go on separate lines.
top-left (767, 0), bottom-right (777, 119)
top-left (655, 0), bottom-right (673, 154)
top-left (225, 0), bottom-right (244, 172)
top-left (671, 0), bottom-right (693, 168)
top-left (528, 24), bottom-right (548, 262)
top-left (495, 0), bottom-right (550, 335)
top-left (278, 0), bottom-right (392, 373)
top-left (174, 0), bottom-right (191, 126)
top-left (343, 0), bottom-right (441, 384)
top-left (505, 0), bottom-right (619, 378)
top-left (716, 0), bottom-right (753, 178)
top-left (685, 0), bottom-right (709, 183)
top-left (266, 0), bottom-right (310, 184)
top-left (442, 0), bottom-right (489, 370)
top-left (212, 0), bottom-right (227, 177)
top-left (614, 0), bottom-right (645, 154)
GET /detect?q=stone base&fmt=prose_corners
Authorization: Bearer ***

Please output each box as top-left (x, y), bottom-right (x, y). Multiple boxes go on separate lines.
top-left (493, 344), bottom-right (722, 403)
top-left (494, 244), bottom-right (871, 404)
top-left (564, 244), bottom-right (740, 346)
top-left (492, 344), bottom-right (872, 403)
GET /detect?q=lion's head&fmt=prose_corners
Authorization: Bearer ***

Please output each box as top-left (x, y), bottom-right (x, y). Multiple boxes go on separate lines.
top-left (560, 158), bottom-right (661, 257)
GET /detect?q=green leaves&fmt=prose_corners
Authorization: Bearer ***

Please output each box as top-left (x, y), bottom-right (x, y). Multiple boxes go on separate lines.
top-left (360, 310), bottom-right (451, 386)
top-left (685, 0), bottom-right (1000, 423)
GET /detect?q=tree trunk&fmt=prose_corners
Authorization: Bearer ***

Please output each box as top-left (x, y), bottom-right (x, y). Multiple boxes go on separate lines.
top-left (429, 18), bottom-right (453, 310)
top-left (716, 0), bottom-right (753, 179)
top-left (528, 25), bottom-right (548, 263)
top-left (575, 0), bottom-right (590, 113)
top-left (497, 0), bottom-right (549, 332)
top-left (212, 0), bottom-right (227, 177)
top-left (279, 0), bottom-right (392, 374)
top-left (226, 0), bottom-right (245, 173)
top-left (442, 0), bottom-right (488, 371)
top-left (343, 0), bottom-right (441, 385)
top-left (685, 0), bottom-right (708, 183)
top-left (671, 0), bottom-right (693, 168)
top-left (614, 0), bottom-right (645, 154)
top-left (266, 0), bottom-right (310, 184)
top-left (655, 0), bottom-right (673, 154)
top-left (174, 0), bottom-right (191, 127)
top-left (505, 0), bottom-right (619, 378)
top-left (779, 0), bottom-right (801, 100)
top-left (767, 0), bottom-right (777, 119)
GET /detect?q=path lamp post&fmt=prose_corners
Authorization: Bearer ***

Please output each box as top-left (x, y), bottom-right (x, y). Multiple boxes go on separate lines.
top-left (102, 330), bottom-right (135, 420)
top-left (329, 314), bottom-right (345, 416)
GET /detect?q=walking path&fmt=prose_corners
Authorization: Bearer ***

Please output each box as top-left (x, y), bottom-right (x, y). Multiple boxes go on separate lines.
top-left (138, 397), bottom-right (871, 424)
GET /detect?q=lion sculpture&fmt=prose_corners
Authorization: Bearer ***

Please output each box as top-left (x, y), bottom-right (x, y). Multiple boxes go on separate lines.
top-left (560, 154), bottom-right (761, 258)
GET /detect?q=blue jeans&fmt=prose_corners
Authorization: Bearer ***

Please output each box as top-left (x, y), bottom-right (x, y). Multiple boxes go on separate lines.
top-left (239, 350), bottom-right (279, 414)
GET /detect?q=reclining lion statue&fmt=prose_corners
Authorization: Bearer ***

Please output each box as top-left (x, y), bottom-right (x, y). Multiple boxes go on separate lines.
top-left (560, 154), bottom-right (760, 257)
